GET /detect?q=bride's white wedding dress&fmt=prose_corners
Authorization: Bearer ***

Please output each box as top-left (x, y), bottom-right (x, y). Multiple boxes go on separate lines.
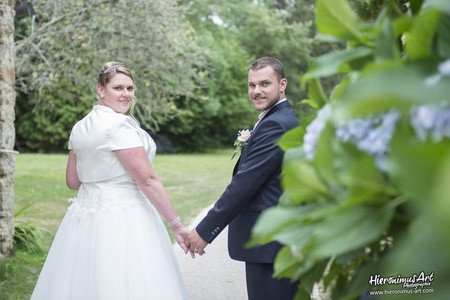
top-left (31, 105), bottom-right (188, 300)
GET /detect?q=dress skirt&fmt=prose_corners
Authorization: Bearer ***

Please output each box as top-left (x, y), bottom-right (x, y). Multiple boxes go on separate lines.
top-left (31, 176), bottom-right (188, 300)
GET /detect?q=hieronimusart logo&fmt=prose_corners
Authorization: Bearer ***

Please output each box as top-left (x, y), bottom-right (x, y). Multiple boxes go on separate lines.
top-left (369, 271), bottom-right (434, 289)
top-left (368, 271), bottom-right (435, 297)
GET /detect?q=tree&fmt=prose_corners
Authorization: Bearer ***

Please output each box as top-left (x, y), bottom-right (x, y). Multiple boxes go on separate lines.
top-left (163, 0), bottom-right (315, 151)
top-left (0, 0), bottom-right (18, 262)
top-left (159, 0), bottom-right (256, 151)
top-left (14, 0), bottom-right (319, 153)
top-left (250, 0), bottom-right (450, 298)
top-left (190, 0), bottom-right (313, 103)
top-left (14, 0), bottom-right (206, 151)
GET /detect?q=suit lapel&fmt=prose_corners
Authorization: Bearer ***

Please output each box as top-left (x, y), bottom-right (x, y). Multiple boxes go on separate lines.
top-left (260, 101), bottom-right (290, 123)
top-left (250, 101), bottom-right (290, 138)
top-left (233, 101), bottom-right (291, 175)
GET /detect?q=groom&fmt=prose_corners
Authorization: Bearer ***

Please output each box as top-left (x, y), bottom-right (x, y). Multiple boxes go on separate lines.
top-left (188, 57), bottom-right (300, 299)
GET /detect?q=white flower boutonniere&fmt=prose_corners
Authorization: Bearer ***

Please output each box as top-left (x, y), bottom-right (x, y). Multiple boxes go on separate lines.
top-left (231, 129), bottom-right (252, 160)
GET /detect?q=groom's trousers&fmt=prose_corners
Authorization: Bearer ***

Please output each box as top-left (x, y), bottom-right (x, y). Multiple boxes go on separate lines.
top-left (245, 262), bottom-right (298, 300)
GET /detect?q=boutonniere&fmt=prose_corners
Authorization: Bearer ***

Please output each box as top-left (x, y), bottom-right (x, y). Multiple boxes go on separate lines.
top-left (231, 129), bottom-right (252, 160)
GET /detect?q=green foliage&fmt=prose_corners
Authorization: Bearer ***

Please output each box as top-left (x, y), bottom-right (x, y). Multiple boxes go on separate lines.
top-left (14, 0), bottom-right (205, 152)
top-left (13, 202), bottom-right (47, 254)
top-left (15, 0), bottom-right (317, 152)
top-left (227, 0), bottom-right (313, 102)
top-left (157, 32), bottom-right (256, 152)
top-left (0, 203), bottom-right (48, 299)
top-left (158, 0), bottom-right (317, 151)
top-left (250, 0), bottom-right (450, 299)
top-left (15, 83), bottom-right (91, 152)
top-left (13, 223), bottom-right (45, 254)
top-left (0, 251), bottom-right (45, 300)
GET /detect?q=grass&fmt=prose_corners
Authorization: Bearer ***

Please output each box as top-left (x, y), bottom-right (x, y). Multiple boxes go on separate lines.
top-left (0, 150), bottom-right (235, 300)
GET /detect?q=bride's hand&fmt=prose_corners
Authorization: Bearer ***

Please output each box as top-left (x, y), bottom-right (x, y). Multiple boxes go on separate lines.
top-left (171, 223), bottom-right (194, 257)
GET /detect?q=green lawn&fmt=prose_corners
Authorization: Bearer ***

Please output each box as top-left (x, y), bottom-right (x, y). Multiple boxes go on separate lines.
top-left (0, 151), bottom-right (234, 300)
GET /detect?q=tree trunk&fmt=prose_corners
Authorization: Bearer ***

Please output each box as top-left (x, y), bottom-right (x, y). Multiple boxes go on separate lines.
top-left (0, 0), bottom-right (18, 262)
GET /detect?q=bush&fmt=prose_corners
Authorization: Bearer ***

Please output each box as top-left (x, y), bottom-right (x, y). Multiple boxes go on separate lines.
top-left (249, 0), bottom-right (450, 299)
top-left (12, 202), bottom-right (46, 254)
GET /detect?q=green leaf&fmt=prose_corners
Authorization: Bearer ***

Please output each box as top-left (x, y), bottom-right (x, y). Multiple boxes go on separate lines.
top-left (248, 206), bottom-right (312, 247)
top-left (322, 259), bottom-right (342, 289)
top-left (334, 142), bottom-right (389, 205)
top-left (315, 0), bottom-right (361, 41)
top-left (436, 14), bottom-right (450, 58)
top-left (292, 251), bottom-right (319, 279)
top-left (14, 201), bottom-right (38, 218)
top-left (374, 12), bottom-right (400, 60)
top-left (310, 203), bottom-right (397, 259)
top-left (410, 0), bottom-right (425, 15)
top-left (304, 78), bottom-right (328, 109)
top-left (394, 15), bottom-right (414, 36)
top-left (294, 287), bottom-right (312, 300)
top-left (428, 153), bottom-right (450, 254)
top-left (334, 62), bottom-right (449, 121)
top-left (405, 8), bottom-right (442, 59)
top-left (282, 160), bottom-right (331, 203)
top-left (249, 204), bottom-right (338, 247)
top-left (13, 223), bottom-right (45, 254)
top-left (388, 129), bottom-right (450, 202)
top-left (278, 126), bottom-right (304, 152)
top-left (302, 47), bottom-right (373, 82)
top-left (329, 74), bottom-right (351, 101)
top-left (314, 123), bottom-right (341, 189)
top-left (293, 259), bottom-right (329, 296)
top-left (273, 246), bottom-right (302, 279)
top-left (346, 259), bottom-right (383, 298)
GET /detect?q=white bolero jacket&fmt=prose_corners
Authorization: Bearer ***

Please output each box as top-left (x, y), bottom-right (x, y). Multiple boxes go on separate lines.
top-left (68, 105), bottom-right (156, 183)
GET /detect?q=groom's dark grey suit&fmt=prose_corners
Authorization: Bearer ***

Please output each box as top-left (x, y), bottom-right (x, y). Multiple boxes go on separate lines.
top-left (196, 100), bottom-right (299, 299)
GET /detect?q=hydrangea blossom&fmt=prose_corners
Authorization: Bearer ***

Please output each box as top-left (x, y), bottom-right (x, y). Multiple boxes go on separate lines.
top-left (410, 105), bottom-right (450, 142)
top-left (338, 110), bottom-right (400, 170)
top-left (335, 119), bottom-right (375, 143)
top-left (303, 105), bottom-right (332, 160)
top-left (303, 106), bottom-right (400, 171)
top-left (302, 102), bottom-right (450, 172)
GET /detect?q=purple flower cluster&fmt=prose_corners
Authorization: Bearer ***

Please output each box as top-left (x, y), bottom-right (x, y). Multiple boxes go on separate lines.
top-left (303, 105), bottom-right (399, 171)
top-left (410, 105), bottom-right (450, 142)
top-left (303, 105), bottom-right (332, 160)
top-left (302, 59), bottom-right (450, 170)
top-left (335, 110), bottom-right (400, 170)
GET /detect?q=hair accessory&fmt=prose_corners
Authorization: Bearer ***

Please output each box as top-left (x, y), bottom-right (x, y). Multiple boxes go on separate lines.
top-left (102, 64), bottom-right (120, 74)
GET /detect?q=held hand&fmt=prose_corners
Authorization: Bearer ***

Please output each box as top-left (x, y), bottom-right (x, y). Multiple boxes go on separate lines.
top-left (171, 223), bottom-right (191, 255)
top-left (187, 229), bottom-right (207, 257)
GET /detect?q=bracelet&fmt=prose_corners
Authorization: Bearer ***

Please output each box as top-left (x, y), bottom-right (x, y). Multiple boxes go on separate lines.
top-left (169, 216), bottom-right (181, 227)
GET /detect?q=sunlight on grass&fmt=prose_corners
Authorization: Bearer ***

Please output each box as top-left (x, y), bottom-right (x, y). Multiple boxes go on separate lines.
top-left (153, 150), bottom-right (235, 222)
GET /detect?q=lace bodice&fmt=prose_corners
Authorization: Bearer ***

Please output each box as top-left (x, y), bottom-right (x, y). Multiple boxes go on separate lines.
top-left (67, 174), bottom-right (150, 219)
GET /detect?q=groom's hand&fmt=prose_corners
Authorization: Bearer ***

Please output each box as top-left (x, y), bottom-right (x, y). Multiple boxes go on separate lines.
top-left (188, 229), bottom-right (207, 257)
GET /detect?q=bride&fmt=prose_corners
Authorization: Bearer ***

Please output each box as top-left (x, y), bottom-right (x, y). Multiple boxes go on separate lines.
top-left (31, 61), bottom-right (190, 300)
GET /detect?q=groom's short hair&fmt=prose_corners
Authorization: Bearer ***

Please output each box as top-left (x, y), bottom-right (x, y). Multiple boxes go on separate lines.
top-left (249, 57), bottom-right (285, 81)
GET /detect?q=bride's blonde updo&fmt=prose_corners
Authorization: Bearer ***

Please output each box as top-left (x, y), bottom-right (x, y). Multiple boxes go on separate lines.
top-left (98, 61), bottom-right (134, 87)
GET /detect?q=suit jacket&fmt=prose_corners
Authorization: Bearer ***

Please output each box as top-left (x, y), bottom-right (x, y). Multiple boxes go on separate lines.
top-left (196, 100), bottom-right (299, 263)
